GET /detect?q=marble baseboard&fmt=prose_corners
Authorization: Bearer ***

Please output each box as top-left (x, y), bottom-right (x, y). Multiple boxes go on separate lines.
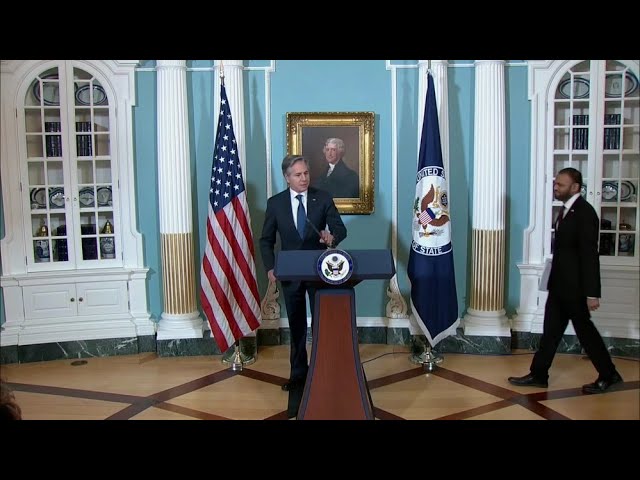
top-left (257, 328), bottom-right (280, 346)
top-left (2, 328), bottom-right (637, 364)
top-left (1, 345), bottom-right (19, 365)
top-left (512, 331), bottom-right (640, 359)
top-left (387, 327), bottom-right (413, 346)
top-left (156, 335), bottom-right (221, 357)
top-left (4, 337), bottom-right (141, 364)
top-left (410, 329), bottom-right (511, 355)
top-left (156, 333), bottom-right (257, 358)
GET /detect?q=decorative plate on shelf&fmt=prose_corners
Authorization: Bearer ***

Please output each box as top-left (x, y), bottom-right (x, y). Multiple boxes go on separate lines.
top-left (619, 181), bottom-right (636, 201)
top-left (558, 77), bottom-right (590, 99)
top-left (96, 186), bottom-right (112, 206)
top-left (75, 84), bottom-right (107, 106)
top-left (30, 188), bottom-right (46, 208)
top-left (32, 74), bottom-right (60, 106)
top-left (78, 187), bottom-right (95, 207)
top-left (604, 71), bottom-right (639, 98)
top-left (601, 181), bottom-right (618, 201)
top-left (49, 187), bottom-right (65, 208)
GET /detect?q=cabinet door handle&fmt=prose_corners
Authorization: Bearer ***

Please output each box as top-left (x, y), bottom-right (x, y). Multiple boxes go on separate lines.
top-left (78, 297), bottom-right (84, 302)
top-left (70, 297), bottom-right (75, 302)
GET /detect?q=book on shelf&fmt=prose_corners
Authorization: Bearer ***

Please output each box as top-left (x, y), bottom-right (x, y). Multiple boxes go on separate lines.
top-left (44, 121), bottom-right (62, 157)
top-left (76, 121), bottom-right (93, 156)
top-left (572, 114), bottom-right (588, 150)
top-left (604, 113), bottom-right (621, 150)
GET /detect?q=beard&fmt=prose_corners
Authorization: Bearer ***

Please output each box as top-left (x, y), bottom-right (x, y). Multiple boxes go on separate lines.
top-left (554, 190), bottom-right (573, 202)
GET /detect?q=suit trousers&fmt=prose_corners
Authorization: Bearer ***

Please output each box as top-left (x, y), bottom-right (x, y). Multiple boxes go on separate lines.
top-left (281, 280), bottom-right (316, 381)
top-left (530, 292), bottom-right (616, 380)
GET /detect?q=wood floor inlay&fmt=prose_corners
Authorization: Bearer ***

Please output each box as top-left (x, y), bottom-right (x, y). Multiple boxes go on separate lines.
top-left (3, 345), bottom-right (638, 420)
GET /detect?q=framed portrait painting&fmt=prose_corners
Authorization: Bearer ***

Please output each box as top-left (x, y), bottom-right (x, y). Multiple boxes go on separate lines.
top-left (286, 111), bottom-right (375, 214)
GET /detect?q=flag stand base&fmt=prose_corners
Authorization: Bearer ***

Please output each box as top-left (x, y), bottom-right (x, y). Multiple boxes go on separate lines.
top-left (409, 345), bottom-right (443, 372)
top-left (222, 343), bottom-right (256, 371)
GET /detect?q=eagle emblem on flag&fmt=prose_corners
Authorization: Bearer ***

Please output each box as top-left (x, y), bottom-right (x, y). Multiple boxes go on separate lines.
top-left (414, 183), bottom-right (450, 237)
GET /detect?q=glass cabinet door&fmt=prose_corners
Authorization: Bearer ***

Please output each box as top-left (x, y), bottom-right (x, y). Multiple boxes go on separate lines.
top-left (21, 63), bottom-right (120, 270)
top-left (72, 67), bottom-right (116, 263)
top-left (24, 65), bottom-right (73, 266)
top-left (598, 60), bottom-right (639, 261)
top-left (550, 60), bottom-right (639, 264)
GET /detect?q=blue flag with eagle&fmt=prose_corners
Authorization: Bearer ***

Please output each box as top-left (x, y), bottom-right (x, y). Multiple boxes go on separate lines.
top-left (407, 72), bottom-right (459, 346)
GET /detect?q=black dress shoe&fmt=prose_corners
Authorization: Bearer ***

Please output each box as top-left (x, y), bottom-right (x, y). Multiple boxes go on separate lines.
top-left (508, 373), bottom-right (548, 388)
top-left (582, 372), bottom-right (623, 394)
top-left (281, 378), bottom-right (306, 391)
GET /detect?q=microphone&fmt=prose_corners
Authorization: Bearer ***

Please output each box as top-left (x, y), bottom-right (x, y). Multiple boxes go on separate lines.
top-left (305, 216), bottom-right (333, 249)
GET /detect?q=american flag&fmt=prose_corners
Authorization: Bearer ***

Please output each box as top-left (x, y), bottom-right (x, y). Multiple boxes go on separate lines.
top-left (418, 208), bottom-right (434, 226)
top-left (200, 81), bottom-right (262, 353)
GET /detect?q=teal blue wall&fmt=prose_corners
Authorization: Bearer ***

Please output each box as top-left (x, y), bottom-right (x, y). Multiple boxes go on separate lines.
top-left (1, 60), bottom-right (531, 328)
top-left (133, 67), bottom-right (161, 321)
top-left (505, 65), bottom-right (531, 311)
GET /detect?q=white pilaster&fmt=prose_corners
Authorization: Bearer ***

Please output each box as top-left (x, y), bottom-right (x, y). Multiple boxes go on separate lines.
top-left (464, 60), bottom-right (510, 337)
top-left (155, 60), bottom-right (204, 340)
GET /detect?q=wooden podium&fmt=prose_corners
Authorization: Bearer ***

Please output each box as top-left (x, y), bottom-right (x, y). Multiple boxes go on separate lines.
top-left (274, 249), bottom-right (395, 420)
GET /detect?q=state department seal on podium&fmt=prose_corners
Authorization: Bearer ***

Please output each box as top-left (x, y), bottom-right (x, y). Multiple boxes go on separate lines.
top-left (317, 249), bottom-right (354, 285)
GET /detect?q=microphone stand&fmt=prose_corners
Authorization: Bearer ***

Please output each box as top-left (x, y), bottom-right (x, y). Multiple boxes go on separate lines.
top-left (305, 216), bottom-right (333, 249)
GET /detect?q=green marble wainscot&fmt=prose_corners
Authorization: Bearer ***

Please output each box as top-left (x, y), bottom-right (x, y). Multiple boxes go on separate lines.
top-left (17, 337), bottom-right (140, 363)
top-left (257, 328), bottom-right (280, 346)
top-left (513, 331), bottom-right (639, 359)
top-left (156, 333), bottom-right (222, 357)
top-left (137, 335), bottom-right (157, 353)
top-left (411, 329), bottom-right (511, 356)
top-left (156, 331), bottom-right (258, 358)
top-left (1, 345), bottom-right (19, 365)
top-left (386, 327), bottom-right (413, 346)
top-left (357, 326), bottom-right (387, 344)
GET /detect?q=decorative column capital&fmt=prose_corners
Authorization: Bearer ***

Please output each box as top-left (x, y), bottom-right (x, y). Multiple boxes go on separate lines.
top-left (474, 60), bottom-right (506, 67)
top-left (214, 60), bottom-right (244, 71)
top-left (156, 60), bottom-right (187, 70)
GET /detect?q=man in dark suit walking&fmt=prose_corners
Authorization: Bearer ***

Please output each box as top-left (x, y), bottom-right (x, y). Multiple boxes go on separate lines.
top-left (260, 155), bottom-right (347, 395)
top-left (311, 138), bottom-right (360, 198)
top-left (509, 167), bottom-right (623, 394)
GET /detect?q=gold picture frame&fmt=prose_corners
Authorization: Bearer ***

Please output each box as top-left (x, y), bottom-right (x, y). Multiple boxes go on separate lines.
top-left (286, 111), bottom-right (375, 215)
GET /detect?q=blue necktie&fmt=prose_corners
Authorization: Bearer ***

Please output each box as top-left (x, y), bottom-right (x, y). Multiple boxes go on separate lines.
top-left (296, 194), bottom-right (306, 239)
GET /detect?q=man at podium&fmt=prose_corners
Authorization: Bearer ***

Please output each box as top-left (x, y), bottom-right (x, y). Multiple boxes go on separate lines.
top-left (260, 155), bottom-right (347, 393)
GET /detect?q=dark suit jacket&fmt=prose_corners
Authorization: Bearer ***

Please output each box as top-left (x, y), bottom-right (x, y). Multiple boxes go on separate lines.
top-left (259, 187), bottom-right (347, 272)
top-left (548, 195), bottom-right (601, 299)
top-left (312, 160), bottom-right (359, 198)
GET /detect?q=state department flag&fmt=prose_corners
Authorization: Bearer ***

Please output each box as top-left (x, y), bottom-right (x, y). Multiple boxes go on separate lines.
top-left (200, 81), bottom-right (262, 353)
top-left (407, 72), bottom-right (459, 346)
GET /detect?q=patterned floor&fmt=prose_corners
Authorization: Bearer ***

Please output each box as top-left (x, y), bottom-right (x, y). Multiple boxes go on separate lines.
top-left (2, 344), bottom-right (639, 420)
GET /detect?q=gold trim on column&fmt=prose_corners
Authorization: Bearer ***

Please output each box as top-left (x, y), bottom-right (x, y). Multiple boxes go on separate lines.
top-left (469, 229), bottom-right (505, 312)
top-left (161, 232), bottom-right (197, 314)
